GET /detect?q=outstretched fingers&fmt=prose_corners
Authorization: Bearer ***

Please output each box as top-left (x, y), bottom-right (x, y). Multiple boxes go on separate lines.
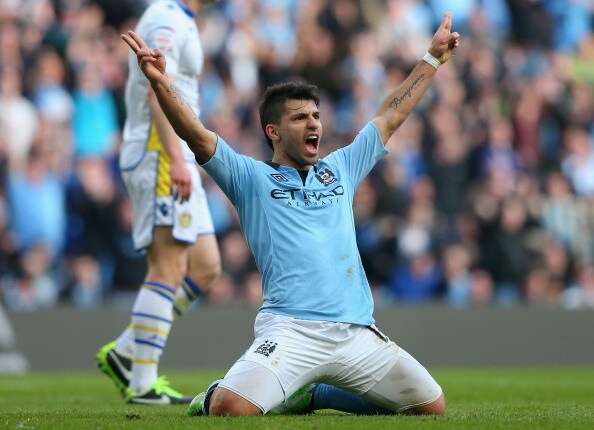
top-left (440, 12), bottom-right (452, 32)
top-left (121, 30), bottom-right (156, 59)
top-left (121, 31), bottom-right (141, 53)
top-left (121, 30), bottom-right (160, 70)
top-left (437, 12), bottom-right (460, 51)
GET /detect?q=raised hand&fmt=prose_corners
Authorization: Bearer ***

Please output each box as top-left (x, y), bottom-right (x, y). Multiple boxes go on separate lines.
top-left (121, 30), bottom-right (167, 84)
top-left (428, 13), bottom-right (460, 65)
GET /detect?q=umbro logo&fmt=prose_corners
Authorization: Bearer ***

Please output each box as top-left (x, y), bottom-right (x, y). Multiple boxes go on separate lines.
top-left (254, 340), bottom-right (277, 357)
top-left (270, 173), bottom-right (289, 182)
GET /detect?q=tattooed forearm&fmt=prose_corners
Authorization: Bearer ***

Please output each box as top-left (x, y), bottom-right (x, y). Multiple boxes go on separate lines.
top-left (166, 84), bottom-right (198, 120)
top-left (388, 73), bottom-right (426, 109)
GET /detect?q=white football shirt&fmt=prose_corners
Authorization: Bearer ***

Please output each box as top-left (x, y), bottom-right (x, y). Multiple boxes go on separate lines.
top-left (121, 0), bottom-right (203, 169)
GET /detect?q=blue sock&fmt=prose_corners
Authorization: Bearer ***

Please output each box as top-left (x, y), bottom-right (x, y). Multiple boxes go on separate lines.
top-left (310, 384), bottom-right (395, 415)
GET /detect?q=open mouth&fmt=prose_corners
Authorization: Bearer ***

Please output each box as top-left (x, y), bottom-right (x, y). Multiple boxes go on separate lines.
top-left (305, 135), bottom-right (319, 154)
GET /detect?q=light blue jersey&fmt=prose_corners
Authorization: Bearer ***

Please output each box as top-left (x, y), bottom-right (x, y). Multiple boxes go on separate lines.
top-left (202, 122), bottom-right (387, 325)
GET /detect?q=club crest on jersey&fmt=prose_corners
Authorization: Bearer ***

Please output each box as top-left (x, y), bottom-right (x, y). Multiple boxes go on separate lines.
top-left (315, 168), bottom-right (337, 186)
top-left (270, 173), bottom-right (289, 182)
top-left (254, 340), bottom-right (277, 357)
top-left (178, 211), bottom-right (192, 228)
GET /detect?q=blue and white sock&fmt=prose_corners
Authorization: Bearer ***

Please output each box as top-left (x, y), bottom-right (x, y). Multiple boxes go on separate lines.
top-left (129, 282), bottom-right (175, 394)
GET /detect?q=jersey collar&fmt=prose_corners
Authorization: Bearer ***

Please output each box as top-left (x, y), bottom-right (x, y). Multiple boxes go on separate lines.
top-left (265, 161), bottom-right (318, 173)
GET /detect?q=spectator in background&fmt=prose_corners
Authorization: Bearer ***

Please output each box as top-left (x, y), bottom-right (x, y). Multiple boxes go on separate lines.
top-left (386, 187), bottom-right (445, 304)
top-left (468, 269), bottom-right (495, 307)
top-left (217, 229), bottom-right (257, 291)
top-left (479, 118), bottom-right (520, 186)
top-left (426, 113), bottom-right (472, 230)
top-left (387, 251), bottom-right (445, 304)
top-left (477, 196), bottom-right (532, 306)
top-left (569, 34), bottom-right (594, 89)
top-left (292, 25), bottom-right (342, 102)
top-left (544, 0), bottom-right (593, 53)
top-left (561, 263), bottom-right (594, 310)
top-left (376, 0), bottom-right (434, 65)
top-left (29, 47), bottom-right (74, 178)
top-left (443, 242), bottom-right (474, 308)
top-left (3, 144), bottom-right (65, 310)
top-left (108, 197), bottom-right (147, 297)
top-left (255, 0), bottom-right (298, 87)
top-left (30, 47), bottom-right (73, 128)
top-left (0, 66), bottom-right (39, 174)
top-left (354, 177), bottom-right (383, 287)
top-left (339, 30), bottom-right (386, 135)
top-left (317, 0), bottom-right (368, 71)
top-left (561, 125), bottom-right (594, 198)
top-left (524, 268), bottom-right (560, 308)
top-left (66, 157), bottom-right (122, 308)
top-left (71, 65), bottom-right (119, 159)
top-left (7, 146), bottom-right (65, 263)
top-left (2, 243), bottom-right (59, 311)
top-left (506, 0), bottom-right (553, 48)
top-left (523, 236), bottom-right (571, 308)
top-left (540, 171), bottom-right (592, 264)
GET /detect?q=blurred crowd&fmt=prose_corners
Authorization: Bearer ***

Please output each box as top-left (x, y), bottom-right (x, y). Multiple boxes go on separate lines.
top-left (1, 0), bottom-right (594, 313)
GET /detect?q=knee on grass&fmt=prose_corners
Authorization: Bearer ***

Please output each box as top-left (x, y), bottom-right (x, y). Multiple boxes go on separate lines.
top-left (208, 387), bottom-right (263, 417)
top-left (402, 393), bottom-right (446, 416)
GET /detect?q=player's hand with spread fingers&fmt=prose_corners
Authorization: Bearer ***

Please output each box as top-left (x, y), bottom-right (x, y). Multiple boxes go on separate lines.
top-left (427, 12), bottom-right (460, 65)
top-left (121, 30), bottom-right (167, 84)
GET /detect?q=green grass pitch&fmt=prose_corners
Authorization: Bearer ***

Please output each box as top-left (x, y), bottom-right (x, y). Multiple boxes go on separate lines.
top-left (1, 367), bottom-right (592, 429)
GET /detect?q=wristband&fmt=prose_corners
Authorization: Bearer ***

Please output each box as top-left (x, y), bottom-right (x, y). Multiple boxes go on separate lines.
top-left (422, 52), bottom-right (441, 70)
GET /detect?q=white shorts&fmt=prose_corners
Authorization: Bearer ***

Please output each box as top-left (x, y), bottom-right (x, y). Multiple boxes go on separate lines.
top-left (121, 151), bottom-right (215, 250)
top-left (218, 312), bottom-right (442, 414)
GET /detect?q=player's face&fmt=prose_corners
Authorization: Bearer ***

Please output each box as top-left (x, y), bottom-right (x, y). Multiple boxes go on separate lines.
top-left (272, 99), bottom-right (322, 170)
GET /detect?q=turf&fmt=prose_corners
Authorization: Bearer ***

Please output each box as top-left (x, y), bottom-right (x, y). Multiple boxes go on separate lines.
top-left (0, 367), bottom-right (592, 429)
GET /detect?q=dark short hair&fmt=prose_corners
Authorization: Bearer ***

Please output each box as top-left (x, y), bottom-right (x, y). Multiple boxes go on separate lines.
top-left (259, 82), bottom-right (320, 151)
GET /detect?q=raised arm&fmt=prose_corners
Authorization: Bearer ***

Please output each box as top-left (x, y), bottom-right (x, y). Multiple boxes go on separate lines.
top-left (371, 12), bottom-right (460, 144)
top-left (121, 30), bottom-right (217, 163)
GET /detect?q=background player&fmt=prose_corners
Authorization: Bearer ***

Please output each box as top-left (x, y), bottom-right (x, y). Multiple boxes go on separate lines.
top-left (96, 0), bottom-right (221, 405)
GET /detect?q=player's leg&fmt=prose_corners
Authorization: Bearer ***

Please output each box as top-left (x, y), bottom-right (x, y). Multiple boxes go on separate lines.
top-left (208, 361), bottom-right (285, 416)
top-left (359, 347), bottom-right (445, 415)
top-left (98, 234), bottom-right (219, 396)
top-left (96, 152), bottom-right (189, 401)
top-left (123, 226), bottom-right (189, 401)
top-left (171, 165), bottom-right (220, 317)
top-left (173, 233), bottom-right (220, 317)
top-left (189, 313), bottom-right (330, 417)
top-left (306, 326), bottom-right (444, 415)
top-left (97, 226), bottom-right (191, 403)
top-left (305, 384), bottom-right (394, 415)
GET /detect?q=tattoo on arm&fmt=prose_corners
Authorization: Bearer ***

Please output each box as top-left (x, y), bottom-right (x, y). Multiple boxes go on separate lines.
top-left (166, 84), bottom-right (198, 120)
top-left (388, 74), bottom-right (426, 109)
